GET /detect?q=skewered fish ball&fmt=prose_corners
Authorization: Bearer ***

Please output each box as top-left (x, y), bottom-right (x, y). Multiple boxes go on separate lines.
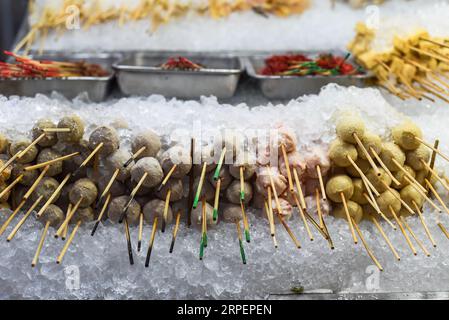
top-left (279, 151), bottom-right (306, 179)
top-left (277, 125), bottom-right (297, 153)
top-left (304, 146), bottom-right (330, 179)
top-left (36, 148), bottom-right (63, 176)
top-left (88, 126), bottom-right (119, 157)
top-left (159, 145), bottom-right (192, 179)
top-left (197, 145), bottom-right (217, 173)
top-left (405, 145), bottom-right (430, 171)
top-left (10, 139), bottom-right (38, 164)
top-left (251, 191), bottom-right (265, 210)
top-left (362, 204), bottom-right (377, 220)
top-left (108, 196), bottom-right (141, 224)
top-left (400, 185), bottom-right (424, 208)
top-left (415, 169), bottom-right (437, 186)
top-left (305, 178), bottom-right (324, 196)
top-left (97, 175), bottom-right (126, 197)
top-left (11, 163), bottom-right (39, 186)
top-left (131, 130), bottom-right (161, 160)
top-left (380, 142), bottom-right (405, 172)
top-left (40, 204), bottom-right (65, 228)
top-left (32, 177), bottom-right (60, 203)
top-left (156, 179), bottom-right (184, 202)
top-left (0, 133), bottom-right (8, 154)
top-left (325, 174), bottom-right (354, 203)
top-left (377, 189), bottom-right (401, 218)
top-left (0, 180), bottom-right (11, 202)
top-left (333, 200), bottom-right (363, 223)
top-left (143, 199), bottom-right (173, 224)
top-left (62, 140), bottom-right (91, 168)
top-left (55, 183), bottom-right (72, 209)
top-left (229, 163), bottom-right (256, 181)
top-left (57, 115), bottom-right (85, 143)
top-left (226, 180), bottom-right (253, 205)
top-left (131, 157), bottom-right (163, 189)
top-left (191, 201), bottom-right (217, 226)
top-left (32, 119), bottom-right (58, 147)
top-left (366, 168), bottom-right (392, 192)
top-left (336, 115), bottom-right (365, 144)
top-left (345, 158), bottom-right (370, 177)
top-left (0, 158), bottom-right (12, 182)
top-left (208, 166), bottom-right (232, 189)
top-left (69, 178), bottom-right (98, 208)
top-left (70, 207), bottom-right (95, 224)
top-left (284, 183), bottom-right (306, 205)
top-left (350, 178), bottom-right (368, 205)
top-left (104, 149), bottom-right (134, 182)
top-left (392, 165), bottom-right (415, 189)
top-left (255, 166), bottom-right (287, 197)
top-left (271, 197), bottom-right (293, 221)
top-left (193, 178), bottom-right (215, 202)
top-left (356, 132), bottom-right (382, 160)
top-left (329, 139), bottom-right (358, 167)
top-left (392, 121), bottom-right (422, 150)
top-left (304, 195), bottom-right (331, 216)
top-left (222, 205), bottom-right (241, 223)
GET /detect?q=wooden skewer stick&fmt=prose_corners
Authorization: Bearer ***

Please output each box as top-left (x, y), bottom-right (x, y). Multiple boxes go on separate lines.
top-left (7, 195), bottom-right (43, 242)
top-left (23, 165), bottom-right (49, 200)
top-left (72, 142), bottom-right (104, 176)
top-left (239, 166), bottom-right (245, 201)
top-left (419, 37), bottom-right (449, 50)
top-left (124, 217), bottom-right (134, 265)
top-left (276, 212), bottom-right (301, 249)
top-left (267, 166), bottom-right (283, 215)
top-left (137, 212), bottom-right (144, 252)
top-left (31, 221), bottom-right (50, 267)
top-left (370, 215), bottom-right (400, 261)
top-left (340, 192), bottom-right (358, 244)
top-left (161, 189), bottom-right (171, 233)
top-left (425, 179), bottom-right (449, 215)
top-left (213, 178), bottom-right (221, 221)
top-left (363, 193), bottom-right (396, 230)
top-left (353, 133), bottom-right (381, 176)
top-left (292, 168), bottom-right (306, 210)
top-left (380, 180), bottom-right (415, 215)
top-left (315, 189), bottom-right (324, 229)
top-left (264, 201), bottom-right (277, 246)
top-left (346, 156), bottom-right (380, 196)
top-left (37, 173), bottom-right (71, 218)
top-left (389, 206), bottom-right (417, 255)
top-left (55, 197), bottom-right (83, 238)
top-left (0, 174), bottom-right (23, 199)
top-left (421, 159), bottom-right (449, 193)
top-left (404, 176), bottom-right (442, 213)
top-left (91, 194), bottom-right (111, 236)
top-left (370, 147), bottom-right (401, 186)
top-left (187, 138), bottom-right (195, 226)
top-left (0, 152), bottom-right (21, 175)
top-left (24, 152), bottom-right (79, 171)
top-left (240, 200), bottom-right (250, 243)
top-left (193, 162), bottom-right (207, 209)
top-left (412, 200), bottom-right (436, 248)
top-left (351, 217), bottom-right (383, 271)
top-left (304, 209), bottom-right (334, 249)
top-left (202, 198), bottom-right (208, 248)
top-left (95, 168), bottom-right (119, 208)
top-left (169, 210), bottom-right (181, 253)
top-left (392, 159), bottom-right (427, 194)
top-left (0, 200), bottom-right (26, 236)
top-left (56, 220), bottom-right (81, 264)
top-left (145, 217), bottom-right (158, 267)
top-left (415, 136), bottom-right (449, 165)
top-left (42, 128), bottom-right (71, 133)
top-left (199, 201), bottom-right (206, 260)
top-left (400, 216), bottom-right (430, 257)
top-left (63, 204), bottom-right (72, 241)
top-left (316, 165), bottom-right (327, 201)
top-left (236, 220), bottom-right (247, 264)
top-left (157, 164), bottom-right (178, 191)
top-left (292, 191), bottom-right (313, 241)
top-left (213, 147), bottom-right (227, 181)
top-left (123, 146), bottom-right (146, 168)
top-left (280, 144), bottom-right (294, 192)
top-left (119, 172), bottom-right (148, 223)
top-left (267, 187), bottom-right (276, 237)
top-left (438, 223), bottom-right (449, 240)
top-left (16, 133), bottom-right (46, 160)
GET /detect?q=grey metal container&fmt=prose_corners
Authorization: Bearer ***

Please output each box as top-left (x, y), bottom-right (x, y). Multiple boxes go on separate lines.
top-left (113, 53), bottom-right (243, 99)
top-left (0, 53), bottom-right (119, 102)
top-left (243, 53), bottom-right (372, 99)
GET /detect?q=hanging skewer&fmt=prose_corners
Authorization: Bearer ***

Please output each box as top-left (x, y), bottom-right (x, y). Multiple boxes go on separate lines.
top-left (291, 191), bottom-right (313, 241)
top-left (24, 152), bottom-right (79, 171)
top-left (193, 162), bottom-right (207, 209)
top-left (340, 192), bottom-right (358, 244)
top-left (293, 168), bottom-right (307, 210)
top-left (72, 143), bottom-right (104, 176)
top-left (55, 197), bottom-right (83, 238)
top-left (352, 133), bottom-right (381, 177)
top-left (138, 212), bottom-right (144, 252)
top-left (187, 138), bottom-right (195, 227)
top-left (0, 174), bottom-right (23, 200)
top-left (213, 147), bottom-right (227, 181)
top-left (157, 164), bottom-right (177, 191)
top-left (267, 187), bottom-right (276, 237)
top-left (119, 172), bottom-right (148, 223)
top-left (36, 173), bottom-right (71, 218)
top-left (239, 166), bottom-right (245, 201)
top-left (213, 178), bottom-right (221, 222)
top-left (276, 212), bottom-right (301, 249)
top-left (240, 201), bottom-right (250, 243)
top-left (280, 144), bottom-right (294, 192)
top-left (264, 201), bottom-right (277, 247)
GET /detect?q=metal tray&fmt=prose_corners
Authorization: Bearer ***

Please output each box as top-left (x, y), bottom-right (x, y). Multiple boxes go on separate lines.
top-left (113, 53), bottom-right (243, 99)
top-left (243, 52), bottom-right (372, 99)
top-left (0, 52), bottom-right (120, 102)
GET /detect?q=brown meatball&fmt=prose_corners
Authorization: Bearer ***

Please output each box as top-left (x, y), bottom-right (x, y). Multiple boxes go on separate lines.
top-left (11, 163), bottom-right (39, 187)
top-left (10, 139), bottom-right (39, 164)
top-left (208, 166), bottom-right (232, 189)
top-left (225, 180), bottom-right (253, 205)
top-left (143, 199), bottom-right (173, 224)
top-left (156, 178), bottom-right (184, 202)
top-left (190, 201), bottom-right (216, 227)
top-left (104, 149), bottom-right (134, 182)
top-left (32, 177), bottom-right (60, 204)
top-left (0, 180), bottom-right (11, 202)
top-left (36, 148), bottom-right (63, 177)
top-left (229, 163), bottom-right (256, 181)
top-left (32, 119), bottom-right (58, 147)
top-left (193, 178), bottom-right (215, 202)
top-left (69, 178), bottom-right (98, 208)
top-left (159, 145), bottom-right (192, 179)
top-left (70, 207), bottom-right (95, 224)
top-left (222, 205), bottom-right (241, 223)
top-left (88, 126), bottom-right (120, 157)
top-left (57, 115), bottom-right (85, 143)
top-left (131, 157), bottom-right (163, 189)
top-left (97, 174), bottom-right (126, 197)
top-left (108, 196), bottom-right (141, 225)
top-left (131, 130), bottom-right (161, 160)
top-left (40, 204), bottom-right (65, 228)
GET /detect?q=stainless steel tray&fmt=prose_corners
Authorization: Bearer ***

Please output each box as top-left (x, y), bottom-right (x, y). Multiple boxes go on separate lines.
top-left (243, 52), bottom-right (372, 99)
top-left (0, 52), bottom-right (120, 102)
top-left (113, 53), bottom-right (243, 99)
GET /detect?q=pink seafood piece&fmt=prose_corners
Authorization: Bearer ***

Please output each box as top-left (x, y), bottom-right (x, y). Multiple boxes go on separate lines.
top-left (255, 166), bottom-right (288, 197)
top-left (304, 195), bottom-right (331, 217)
top-left (275, 124), bottom-right (297, 153)
top-left (303, 145), bottom-right (330, 179)
top-left (279, 151), bottom-right (306, 179)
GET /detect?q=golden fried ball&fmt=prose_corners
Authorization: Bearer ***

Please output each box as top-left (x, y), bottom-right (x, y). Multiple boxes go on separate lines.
top-left (350, 178), bottom-right (368, 205)
top-left (380, 142), bottom-right (405, 172)
top-left (325, 174), bottom-right (354, 203)
top-left (366, 168), bottom-right (392, 193)
top-left (345, 158), bottom-right (370, 178)
top-left (400, 185), bottom-right (424, 208)
top-left (362, 203), bottom-right (377, 220)
top-left (329, 139), bottom-right (358, 167)
top-left (10, 139), bottom-right (39, 164)
top-left (336, 116), bottom-right (365, 144)
top-left (377, 189), bottom-right (401, 218)
top-left (32, 119), bottom-right (58, 147)
top-left (392, 121), bottom-right (422, 150)
top-left (57, 115), bottom-right (85, 143)
top-left (332, 200), bottom-right (363, 223)
top-left (356, 132), bottom-right (382, 160)
top-left (405, 145), bottom-right (430, 171)
top-left (392, 165), bottom-right (415, 189)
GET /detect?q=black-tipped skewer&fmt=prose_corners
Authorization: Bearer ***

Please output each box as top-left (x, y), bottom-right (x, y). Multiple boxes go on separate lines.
top-left (161, 189), bottom-right (171, 233)
top-left (119, 172), bottom-right (148, 223)
top-left (138, 212), bottom-right (143, 252)
top-left (169, 210), bottom-right (181, 253)
top-left (145, 217), bottom-right (158, 267)
top-left (124, 217), bottom-right (134, 265)
top-left (91, 193), bottom-right (111, 236)
top-left (95, 168), bottom-right (119, 209)
top-left (123, 146), bottom-right (146, 168)
top-left (187, 138), bottom-right (195, 227)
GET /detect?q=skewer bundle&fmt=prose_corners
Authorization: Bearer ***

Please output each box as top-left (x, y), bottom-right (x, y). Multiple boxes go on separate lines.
top-left (348, 23), bottom-right (449, 102)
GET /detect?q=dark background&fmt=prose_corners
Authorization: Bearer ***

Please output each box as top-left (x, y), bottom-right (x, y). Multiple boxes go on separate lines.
top-left (0, 0), bottom-right (28, 58)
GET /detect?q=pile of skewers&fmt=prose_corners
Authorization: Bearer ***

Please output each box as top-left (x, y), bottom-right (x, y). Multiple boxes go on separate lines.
top-left (348, 23), bottom-right (449, 103)
top-left (260, 53), bottom-right (361, 76)
top-left (0, 51), bottom-right (109, 79)
top-left (1, 114), bottom-right (449, 271)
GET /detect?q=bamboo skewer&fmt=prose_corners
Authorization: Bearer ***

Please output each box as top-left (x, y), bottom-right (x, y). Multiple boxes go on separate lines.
top-left (119, 172), bottom-right (148, 223)
top-left (202, 198), bottom-right (208, 248)
top-left (412, 200), bottom-right (436, 248)
top-left (213, 178), bottom-right (221, 222)
top-left (124, 217), bottom-right (134, 265)
top-left (316, 165), bottom-right (327, 201)
top-left (169, 210), bottom-right (181, 253)
top-left (267, 187), bottom-right (276, 237)
top-left (0, 200), bottom-right (26, 236)
top-left (347, 156), bottom-right (380, 196)
top-left (193, 162), bottom-right (207, 209)
top-left (240, 201), bottom-right (250, 243)
top-left (42, 128), bottom-right (71, 133)
top-left (56, 220), bottom-right (81, 264)
top-left (267, 166), bottom-right (283, 215)
top-left (404, 176), bottom-right (442, 213)
top-left (280, 144), bottom-right (294, 192)
top-left (239, 166), bottom-right (245, 201)
top-left (389, 206), bottom-right (417, 255)
top-left (161, 189), bottom-right (171, 233)
top-left (438, 223), bottom-right (449, 240)
top-left (55, 197), bottom-right (83, 238)
top-left (36, 173), bottom-right (70, 218)
top-left (187, 138), bottom-right (195, 226)
top-left (292, 191), bottom-right (313, 241)
top-left (401, 216), bottom-right (430, 257)
top-left (31, 221), bottom-right (50, 267)
top-left (123, 146), bottom-right (146, 168)
top-left (95, 168), bottom-right (119, 208)
top-left (145, 217), bottom-right (158, 267)
top-left (0, 175), bottom-right (23, 199)
top-left (91, 194), bottom-right (111, 236)
top-left (421, 159), bottom-right (449, 193)
top-left (213, 147), bottom-right (227, 181)
top-left (264, 201), bottom-right (277, 247)
top-left (340, 192), bottom-right (358, 244)
top-left (276, 212), bottom-right (301, 249)
top-left (24, 152), bottom-right (79, 171)
top-left (370, 215), bottom-right (400, 261)
top-left (16, 133), bottom-right (46, 160)
top-left (315, 189), bottom-right (324, 229)
top-left (236, 221), bottom-right (247, 264)
top-left (293, 168), bottom-right (307, 210)
top-left (7, 195), bottom-right (43, 242)
top-left (138, 212), bottom-right (144, 252)
top-left (351, 217), bottom-right (383, 271)
top-left (415, 136), bottom-right (449, 165)
top-left (353, 133), bottom-right (381, 176)
top-left (363, 193), bottom-right (396, 229)
top-left (199, 201), bottom-right (206, 260)
top-left (370, 147), bottom-right (401, 186)
top-left (391, 160), bottom-right (427, 195)
top-left (23, 165), bottom-right (49, 200)
top-left (157, 164), bottom-right (178, 191)
top-left (73, 142), bottom-right (104, 176)
top-left (0, 153), bottom-right (21, 175)
top-left (380, 180), bottom-right (415, 215)
top-left (425, 179), bottom-right (449, 215)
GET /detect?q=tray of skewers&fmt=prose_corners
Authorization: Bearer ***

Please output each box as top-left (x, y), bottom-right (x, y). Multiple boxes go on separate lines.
top-left (0, 51), bottom-right (120, 102)
top-left (113, 53), bottom-right (243, 99)
top-left (243, 52), bottom-right (372, 99)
